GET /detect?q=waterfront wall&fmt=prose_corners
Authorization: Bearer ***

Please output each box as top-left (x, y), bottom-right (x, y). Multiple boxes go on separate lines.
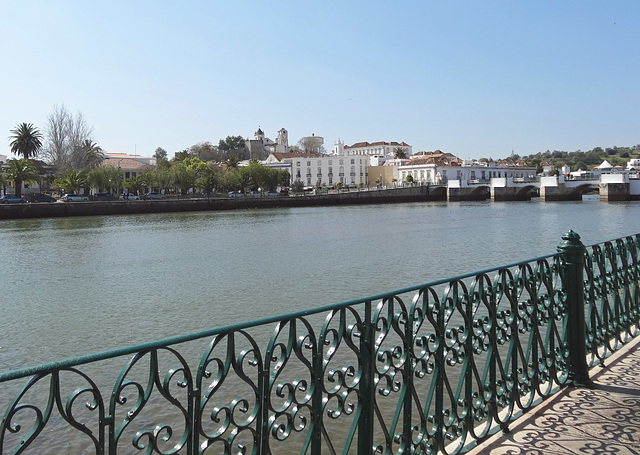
top-left (0, 186), bottom-right (443, 220)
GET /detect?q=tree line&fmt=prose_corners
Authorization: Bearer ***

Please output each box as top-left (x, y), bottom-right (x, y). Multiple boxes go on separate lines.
top-left (3, 106), bottom-right (295, 197)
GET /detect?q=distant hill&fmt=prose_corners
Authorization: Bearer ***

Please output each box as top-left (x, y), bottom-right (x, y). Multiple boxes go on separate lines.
top-left (514, 145), bottom-right (640, 172)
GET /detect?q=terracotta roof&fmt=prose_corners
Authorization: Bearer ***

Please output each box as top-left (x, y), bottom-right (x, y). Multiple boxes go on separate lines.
top-left (106, 153), bottom-right (145, 159)
top-left (269, 152), bottom-right (320, 162)
top-left (496, 159), bottom-right (535, 168)
top-left (100, 158), bottom-right (154, 171)
top-left (407, 155), bottom-right (457, 166)
top-left (345, 141), bottom-right (410, 149)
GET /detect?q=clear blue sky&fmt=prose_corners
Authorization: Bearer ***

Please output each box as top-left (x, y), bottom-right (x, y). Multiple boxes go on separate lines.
top-left (2, 1), bottom-right (638, 160)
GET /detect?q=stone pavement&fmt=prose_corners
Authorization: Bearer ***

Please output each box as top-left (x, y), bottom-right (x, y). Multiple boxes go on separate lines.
top-left (466, 335), bottom-right (640, 454)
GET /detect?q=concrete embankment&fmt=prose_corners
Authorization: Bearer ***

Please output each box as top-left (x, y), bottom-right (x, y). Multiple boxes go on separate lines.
top-left (0, 186), bottom-right (443, 220)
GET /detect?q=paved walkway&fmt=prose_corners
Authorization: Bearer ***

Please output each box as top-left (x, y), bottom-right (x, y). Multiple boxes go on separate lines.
top-left (466, 335), bottom-right (640, 454)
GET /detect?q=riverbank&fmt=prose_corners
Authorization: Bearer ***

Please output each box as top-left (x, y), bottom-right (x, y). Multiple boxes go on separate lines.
top-left (0, 186), bottom-right (441, 219)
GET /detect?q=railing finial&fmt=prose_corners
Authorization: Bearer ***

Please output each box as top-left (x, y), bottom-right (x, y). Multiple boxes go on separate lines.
top-left (558, 230), bottom-right (592, 387)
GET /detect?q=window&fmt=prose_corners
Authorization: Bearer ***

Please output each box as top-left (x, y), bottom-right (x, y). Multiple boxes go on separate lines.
top-left (350, 159), bottom-right (355, 164)
top-left (307, 161), bottom-right (311, 166)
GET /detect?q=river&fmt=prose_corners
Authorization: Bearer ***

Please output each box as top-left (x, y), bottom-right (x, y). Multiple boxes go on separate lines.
top-left (1, 197), bottom-right (638, 371)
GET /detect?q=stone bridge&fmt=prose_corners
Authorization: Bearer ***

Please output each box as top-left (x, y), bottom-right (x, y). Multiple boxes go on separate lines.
top-left (443, 173), bottom-right (640, 202)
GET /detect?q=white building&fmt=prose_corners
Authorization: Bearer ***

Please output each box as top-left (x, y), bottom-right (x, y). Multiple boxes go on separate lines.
top-left (398, 153), bottom-right (536, 185)
top-left (334, 140), bottom-right (412, 158)
top-left (266, 152), bottom-right (368, 187)
top-left (627, 159), bottom-right (640, 170)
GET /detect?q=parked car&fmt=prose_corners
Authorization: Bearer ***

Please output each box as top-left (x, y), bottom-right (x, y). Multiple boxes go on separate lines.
top-left (61, 193), bottom-right (89, 202)
top-left (228, 191), bottom-right (244, 197)
top-left (0, 194), bottom-right (24, 204)
top-left (93, 192), bottom-right (116, 201)
top-left (144, 192), bottom-right (165, 200)
top-left (121, 193), bottom-right (140, 200)
top-left (26, 193), bottom-right (56, 203)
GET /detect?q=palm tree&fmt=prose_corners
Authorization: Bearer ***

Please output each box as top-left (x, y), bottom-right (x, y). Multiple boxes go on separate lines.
top-left (4, 159), bottom-right (40, 197)
top-left (225, 155), bottom-right (240, 169)
top-left (70, 139), bottom-right (104, 170)
top-left (122, 174), bottom-right (147, 196)
top-left (53, 170), bottom-right (88, 194)
top-left (9, 123), bottom-right (43, 160)
top-left (394, 147), bottom-right (408, 159)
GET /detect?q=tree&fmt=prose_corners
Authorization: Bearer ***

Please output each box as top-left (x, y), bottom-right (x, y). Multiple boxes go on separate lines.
top-left (225, 155), bottom-right (240, 169)
top-left (145, 167), bottom-right (173, 193)
top-left (239, 160), bottom-right (268, 192)
top-left (406, 174), bottom-right (414, 183)
top-left (70, 139), bottom-right (104, 170)
top-left (88, 166), bottom-right (123, 194)
top-left (154, 147), bottom-right (168, 160)
top-left (0, 170), bottom-right (7, 195)
top-left (172, 149), bottom-right (192, 162)
top-left (297, 137), bottom-right (325, 155)
top-left (122, 175), bottom-right (147, 195)
top-left (219, 168), bottom-right (241, 192)
top-left (41, 105), bottom-right (94, 172)
top-left (218, 135), bottom-right (248, 160)
top-left (53, 170), bottom-right (88, 194)
top-left (189, 142), bottom-right (218, 161)
top-left (4, 159), bottom-right (40, 197)
top-left (196, 165), bottom-right (220, 196)
top-left (261, 167), bottom-right (289, 192)
top-left (291, 179), bottom-right (305, 194)
top-left (9, 123), bottom-right (43, 160)
top-left (171, 157), bottom-right (208, 195)
top-left (393, 147), bottom-right (407, 159)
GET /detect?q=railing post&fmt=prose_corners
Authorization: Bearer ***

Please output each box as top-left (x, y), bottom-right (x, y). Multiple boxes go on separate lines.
top-left (358, 301), bottom-right (375, 454)
top-left (557, 230), bottom-right (591, 386)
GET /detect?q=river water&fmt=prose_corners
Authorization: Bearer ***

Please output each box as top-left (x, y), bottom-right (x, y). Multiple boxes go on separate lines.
top-left (1, 197), bottom-right (638, 370)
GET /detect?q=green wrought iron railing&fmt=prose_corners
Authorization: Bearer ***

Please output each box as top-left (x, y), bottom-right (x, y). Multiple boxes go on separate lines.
top-left (1, 231), bottom-right (639, 454)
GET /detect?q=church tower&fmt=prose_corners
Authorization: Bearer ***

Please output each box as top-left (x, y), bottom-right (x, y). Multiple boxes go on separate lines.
top-left (277, 128), bottom-right (288, 146)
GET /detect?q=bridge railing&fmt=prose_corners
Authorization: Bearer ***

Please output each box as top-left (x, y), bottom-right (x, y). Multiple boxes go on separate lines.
top-left (1, 232), bottom-right (638, 454)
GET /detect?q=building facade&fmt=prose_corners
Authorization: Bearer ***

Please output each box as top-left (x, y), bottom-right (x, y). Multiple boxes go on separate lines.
top-left (334, 140), bottom-right (412, 158)
top-left (398, 153), bottom-right (536, 185)
top-left (266, 153), bottom-right (368, 187)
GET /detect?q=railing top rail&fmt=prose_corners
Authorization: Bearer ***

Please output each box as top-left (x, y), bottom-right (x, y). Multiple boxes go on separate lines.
top-left (0, 249), bottom-right (562, 384)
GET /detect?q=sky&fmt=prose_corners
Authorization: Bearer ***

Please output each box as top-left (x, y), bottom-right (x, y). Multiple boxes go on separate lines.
top-left (1, 1), bottom-right (638, 161)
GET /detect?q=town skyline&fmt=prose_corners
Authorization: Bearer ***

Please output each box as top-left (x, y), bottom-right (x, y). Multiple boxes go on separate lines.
top-left (2, 2), bottom-right (638, 161)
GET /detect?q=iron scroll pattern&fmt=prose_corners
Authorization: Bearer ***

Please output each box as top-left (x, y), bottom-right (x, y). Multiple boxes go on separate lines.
top-left (583, 234), bottom-right (640, 367)
top-left (3, 234), bottom-right (639, 454)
